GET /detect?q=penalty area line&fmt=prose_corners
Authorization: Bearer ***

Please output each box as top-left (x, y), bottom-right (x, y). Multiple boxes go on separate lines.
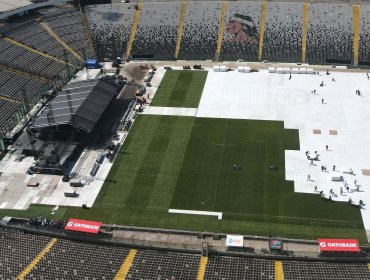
top-left (168, 209), bottom-right (223, 220)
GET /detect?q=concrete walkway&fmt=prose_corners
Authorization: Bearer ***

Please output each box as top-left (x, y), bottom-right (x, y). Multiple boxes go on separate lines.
top-left (142, 106), bottom-right (197, 117)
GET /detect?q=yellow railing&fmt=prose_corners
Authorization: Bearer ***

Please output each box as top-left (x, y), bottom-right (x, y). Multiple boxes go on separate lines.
top-left (0, 95), bottom-right (22, 104)
top-left (79, 6), bottom-right (97, 59)
top-left (17, 238), bottom-right (58, 280)
top-left (174, 1), bottom-right (188, 59)
top-left (114, 249), bottom-right (137, 280)
top-left (258, 2), bottom-right (267, 61)
top-left (3, 36), bottom-right (70, 65)
top-left (302, 3), bottom-right (309, 63)
top-left (39, 21), bottom-right (83, 62)
top-left (353, 5), bottom-right (360, 66)
top-left (275, 260), bottom-right (285, 280)
top-left (197, 256), bottom-right (208, 280)
top-left (215, 1), bottom-right (227, 60)
top-left (125, 2), bottom-right (142, 60)
top-left (0, 64), bottom-right (49, 81)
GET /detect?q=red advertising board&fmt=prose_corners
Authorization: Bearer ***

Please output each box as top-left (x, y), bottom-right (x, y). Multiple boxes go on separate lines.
top-left (318, 239), bottom-right (359, 252)
top-left (64, 219), bottom-right (102, 234)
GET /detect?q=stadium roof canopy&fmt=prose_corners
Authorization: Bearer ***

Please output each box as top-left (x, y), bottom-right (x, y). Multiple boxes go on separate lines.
top-left (0, 0), bottom-right (70, 19)
top-left (31, 78), bottom-right (118, 133)
top-left (0, 0), bottom-right (32, 13)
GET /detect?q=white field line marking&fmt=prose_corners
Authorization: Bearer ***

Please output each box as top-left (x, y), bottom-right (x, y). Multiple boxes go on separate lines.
top-left (169, 209), bottom-right (223, 220)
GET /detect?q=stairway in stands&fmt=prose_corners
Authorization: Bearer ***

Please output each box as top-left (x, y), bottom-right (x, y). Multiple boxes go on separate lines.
top-left (125, 2), bottom-right (142, 60)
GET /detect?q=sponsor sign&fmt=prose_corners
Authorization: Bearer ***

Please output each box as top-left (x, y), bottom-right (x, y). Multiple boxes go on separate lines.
top-left (226, 235), bottom-right (243, 247)
top-left (318, 239), bottom-right (359, 252)
top-left (269, 239), bottom-right (283, 250)
top-left (64, 219), bottom-right (102, 234)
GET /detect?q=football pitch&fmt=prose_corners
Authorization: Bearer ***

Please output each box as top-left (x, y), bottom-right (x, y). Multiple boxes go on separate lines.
top-left (1, 70), bottom-right (365, 242)
top-left (67, 112), bottom-right (364, 241)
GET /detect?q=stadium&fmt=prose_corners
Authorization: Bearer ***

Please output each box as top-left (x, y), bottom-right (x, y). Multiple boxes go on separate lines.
top-left (0, 0), bottom-right (370, 279)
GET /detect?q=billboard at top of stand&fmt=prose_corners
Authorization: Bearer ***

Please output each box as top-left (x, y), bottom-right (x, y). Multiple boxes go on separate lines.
top-left (64, 219), bottom-right (102, 234)
top-left (318, 239), bottom-right (359, 252)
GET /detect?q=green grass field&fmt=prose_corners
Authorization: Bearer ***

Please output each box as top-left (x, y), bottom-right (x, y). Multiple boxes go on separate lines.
top-left (65, 115), bottom-right (365, 242)
top-left (150, 70), bottom-right (207, 107)
top-left (0, 70), bottom-right (366, 243)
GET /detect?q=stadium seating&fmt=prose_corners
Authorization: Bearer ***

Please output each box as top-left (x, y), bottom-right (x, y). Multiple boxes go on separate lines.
top-left (307, 4), bottom-right (353, 65)
top-left (262, 2), bottom-right (302, 63)
top-left (0, 227), bottom-right (52, 279)
top-left (85, 4), bottom-right (136, 60)
top-left (0, 6), bottom-right (91, 138)
top-left (0, 70), bottom-right (46, 102)
top-left (2, 228), bottom-right (370, 279)
top-left (220, 1), bottom-right (261, 61)
top-left (283, 260), bottom-right (370, 280)
top-left (178, 1), bottom-right (221, 60)
top-left (0, 69), bottom-right (48, 132)
top-left (359, 5), bottom-right (370, 65)
top-left (127, 250), bottom-right (200, 279)
top-left (82, 2), bottom-right (370, 65)
top-left (25, 238), bottom-right (130, 280)
top-left (0, 38), bottom-right (68, 79)
top-left (1, 18), bottom-right (77, 65)
top-left (204, 255), bottom-right (275, 280)
top-left (40, 8), bottom-right (94, 63)
top-left (131, 2), bottom-right (181, 60)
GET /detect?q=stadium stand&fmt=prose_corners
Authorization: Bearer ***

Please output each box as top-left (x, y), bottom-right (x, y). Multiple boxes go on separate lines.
top-left (2, 228), bottom-right (370, 279)
top-left (0, 227), bottom-right (52, 279)
top-left (85, 3), bottom-right (136, 61)
top-left (307, 3), bottom-right (353, 65)
top-left (131, 2), bottom-right (181, 60)
top-left (204, 255), bottom-right (275, 280)
top-left (1, 18), bottom-right (77, 66)
top-left (220, 1), bottom-right (261, 61)
top-left (0, 68), bottom-right (48, 136)
top-left (283, 260), bottom-right (370, 280)
top-left (359, 5), bottom-right (370, 65)
top-left (0, 99), bottom-right (22, 133)
top-left (178, 1), bottom-right (221, 60)
top-left (0, 6), bottom-right (91, 147)
top-left (0, 69), bottom-right (46, 102)
top-left (24, 238), bottom-right (130, 279)
top-left (0, 37), bottom-right (68, 79)
top-left (262, 2), bottom-right (302, 63)
top-left (126, 249), bottom-right (200, 279)
top-left (39, 8), bottom-right (95, 63)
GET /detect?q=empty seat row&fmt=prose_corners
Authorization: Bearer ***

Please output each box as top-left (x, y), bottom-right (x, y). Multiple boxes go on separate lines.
top-left (283, 260), bottom-right (370, 280)
top-left (204, 256), bottom-right (275, 280)
top-left (131, 2), bottom-right (181, 60)
top-left (40, 8), bottom-right (94, 62)
top-left (85, 3), bottom-right (136, 60)
top-left (127, 250), bottom-right (200, 280)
